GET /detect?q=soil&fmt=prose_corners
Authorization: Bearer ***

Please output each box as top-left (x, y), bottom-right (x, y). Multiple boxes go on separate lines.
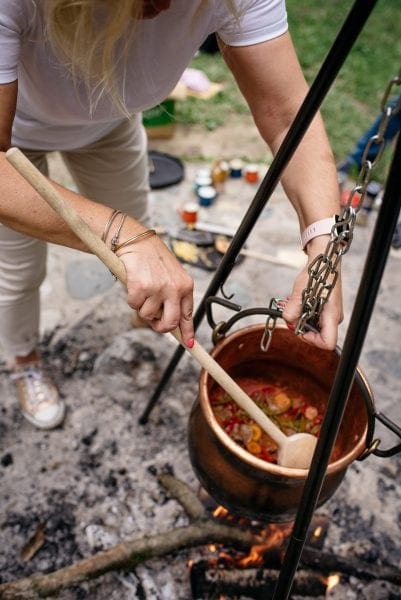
top-left (0, 120), bottom-right (400, 599)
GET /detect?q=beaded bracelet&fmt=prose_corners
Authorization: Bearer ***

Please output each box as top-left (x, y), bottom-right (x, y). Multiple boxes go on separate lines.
top-left (114, 229), bottom-right (157, 254)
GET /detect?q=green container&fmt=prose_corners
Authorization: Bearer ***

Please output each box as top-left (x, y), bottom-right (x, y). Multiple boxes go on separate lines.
top-left (142, 99), bottom-right (175, 128)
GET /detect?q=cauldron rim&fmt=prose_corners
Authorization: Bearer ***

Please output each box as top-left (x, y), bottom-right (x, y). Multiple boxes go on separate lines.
top-left (198, 323), bottom-right (372, 479)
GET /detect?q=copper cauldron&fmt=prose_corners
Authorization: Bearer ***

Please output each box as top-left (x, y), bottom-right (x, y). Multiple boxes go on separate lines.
top-left (188, 323), bottom-right (373, 522)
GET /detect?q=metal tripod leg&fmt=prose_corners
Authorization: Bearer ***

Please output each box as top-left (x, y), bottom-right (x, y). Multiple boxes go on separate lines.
top-left (139, 0), bottom-right (378, 424)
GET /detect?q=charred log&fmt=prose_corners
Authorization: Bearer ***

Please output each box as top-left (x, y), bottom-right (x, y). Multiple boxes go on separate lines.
top-left (190, 561), bottom-right (327, 599)
top-left (300, 546), bottom-right (401, 586)
top-left (189, 547), bottom-right (401, 600)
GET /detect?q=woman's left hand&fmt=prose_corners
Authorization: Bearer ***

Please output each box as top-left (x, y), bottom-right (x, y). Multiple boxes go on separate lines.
top-left (282, 235), bottom-right (343, 350)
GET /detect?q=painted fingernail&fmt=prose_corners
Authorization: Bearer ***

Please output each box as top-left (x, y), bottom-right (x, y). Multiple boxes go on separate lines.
top-left (186, 338), bottom-right (195, 349)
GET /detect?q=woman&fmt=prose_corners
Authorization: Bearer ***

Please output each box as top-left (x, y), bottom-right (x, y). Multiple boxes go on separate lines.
top-left (0, 0), bottom-right (343, 429)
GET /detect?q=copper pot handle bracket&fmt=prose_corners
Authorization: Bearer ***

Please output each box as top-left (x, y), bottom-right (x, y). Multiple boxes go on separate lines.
top-left (205, 295), bottom-right (314, 350)
top-left (206, 296), bottom-right (282, 351)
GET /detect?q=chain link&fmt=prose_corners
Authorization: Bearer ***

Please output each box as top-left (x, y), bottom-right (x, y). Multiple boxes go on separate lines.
top-left (296, 67), bottom-right (401, 335)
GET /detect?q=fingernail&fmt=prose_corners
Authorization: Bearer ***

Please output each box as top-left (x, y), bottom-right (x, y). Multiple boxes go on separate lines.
top-left (186, 338), bottom-right (194, 349)
top-left (287, 323), bottom-right (295, 332)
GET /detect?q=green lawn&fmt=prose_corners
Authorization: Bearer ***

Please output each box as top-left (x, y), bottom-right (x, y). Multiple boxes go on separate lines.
top-left (175, 0), bottom-right (401, 178)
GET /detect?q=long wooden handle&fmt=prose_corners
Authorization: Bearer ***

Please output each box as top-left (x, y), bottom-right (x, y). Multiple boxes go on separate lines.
top-left (5, 147), bottom-right (286, 445)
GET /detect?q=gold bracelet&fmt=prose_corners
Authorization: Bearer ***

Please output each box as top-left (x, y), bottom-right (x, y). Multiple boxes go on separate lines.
top-left (101, 209), bottom-right (121, 243)
top-left (110, 213), bottom-right (127, 252)
top-left (114, 229), bottom-right (157, 253)
top-left (115, 249), bottom-right (140, 258)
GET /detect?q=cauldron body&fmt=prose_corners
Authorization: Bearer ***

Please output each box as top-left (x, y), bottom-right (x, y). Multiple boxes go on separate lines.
top-left (188, 324), bottom-right (372, 522)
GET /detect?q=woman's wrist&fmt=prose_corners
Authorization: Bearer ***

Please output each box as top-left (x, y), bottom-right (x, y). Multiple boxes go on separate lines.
top-left (103, 211), bottom-right (157, 253)
top-left (301, 215), bottom-right (337, 251)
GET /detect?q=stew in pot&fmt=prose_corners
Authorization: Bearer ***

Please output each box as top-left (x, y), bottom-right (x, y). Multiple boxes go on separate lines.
top-left (210, 376), bottom-right (325, 464)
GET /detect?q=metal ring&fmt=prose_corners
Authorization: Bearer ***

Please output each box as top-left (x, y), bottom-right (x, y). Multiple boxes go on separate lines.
top-left (357, 438), bottom-right (381, 461)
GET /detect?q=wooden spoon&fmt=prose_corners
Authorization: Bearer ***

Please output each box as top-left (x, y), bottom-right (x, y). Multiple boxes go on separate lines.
top-left (5, 147), bottom-right (317, 470)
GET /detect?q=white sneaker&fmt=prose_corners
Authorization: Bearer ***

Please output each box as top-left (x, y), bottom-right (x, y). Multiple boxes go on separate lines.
top-left (11, 363), bottom-right (65, 430)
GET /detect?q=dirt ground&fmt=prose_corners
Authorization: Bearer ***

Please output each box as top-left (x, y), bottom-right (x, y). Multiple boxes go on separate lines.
top-left (0, 118), bottom-right (400, 599)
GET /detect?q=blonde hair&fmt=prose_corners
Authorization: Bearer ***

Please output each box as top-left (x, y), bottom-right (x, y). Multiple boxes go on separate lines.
top-left (43, 0), bottom-right (143, 113)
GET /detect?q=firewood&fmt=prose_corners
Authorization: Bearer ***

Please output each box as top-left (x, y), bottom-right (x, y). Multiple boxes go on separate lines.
top-left (190, 560), bottom-right (327, 599)
top-left (300, 546), bottom-right (401, 586)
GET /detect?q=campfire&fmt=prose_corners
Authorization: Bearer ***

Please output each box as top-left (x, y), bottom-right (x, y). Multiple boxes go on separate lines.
top-left (184, 486), bottom-right (401, 599)
top-left (189, 496), bottom-right (338, 599)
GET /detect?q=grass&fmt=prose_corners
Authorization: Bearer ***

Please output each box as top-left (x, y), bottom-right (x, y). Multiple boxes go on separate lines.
top-left (174, 0), bottom-right (401, 178)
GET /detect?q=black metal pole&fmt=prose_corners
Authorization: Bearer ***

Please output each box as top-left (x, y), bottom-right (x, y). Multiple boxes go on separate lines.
top-left (139, 0), bottom-right (378, 424)
top-left (273, 129), bottom-right (401, 600)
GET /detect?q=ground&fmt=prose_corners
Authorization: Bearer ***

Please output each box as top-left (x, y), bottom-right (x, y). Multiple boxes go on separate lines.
top-left (0, 118), bottom-right (400, 599)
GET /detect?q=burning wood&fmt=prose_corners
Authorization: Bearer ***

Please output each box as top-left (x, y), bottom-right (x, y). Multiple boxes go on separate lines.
top-left (189, 507), bottom-right (401, 599)
top-left (189, 546), bottom-right (401, 600)
top-left (190, 561), bottom-right (327, 599)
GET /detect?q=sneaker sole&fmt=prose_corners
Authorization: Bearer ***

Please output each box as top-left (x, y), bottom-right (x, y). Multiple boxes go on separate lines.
top-left (21, 404), bottom-right (66, 430)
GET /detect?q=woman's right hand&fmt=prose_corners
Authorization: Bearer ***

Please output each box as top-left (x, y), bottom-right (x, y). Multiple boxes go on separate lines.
top-left (118, 233), bottom-right (195, 347)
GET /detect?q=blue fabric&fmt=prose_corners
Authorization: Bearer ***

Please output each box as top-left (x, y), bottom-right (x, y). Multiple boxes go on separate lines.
top-left (348, 94), bottom-right (401, 169)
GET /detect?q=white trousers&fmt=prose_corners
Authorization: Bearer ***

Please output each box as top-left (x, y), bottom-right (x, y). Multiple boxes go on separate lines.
top-left (0, 115), bottom-right (150, 358)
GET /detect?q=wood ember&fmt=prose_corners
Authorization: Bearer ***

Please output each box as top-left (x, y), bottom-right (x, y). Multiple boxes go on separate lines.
top-left (190, 561), bottom-right (327, 599)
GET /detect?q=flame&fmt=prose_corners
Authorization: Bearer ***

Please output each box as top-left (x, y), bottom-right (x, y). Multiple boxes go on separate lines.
top-left (238, 544), bottom-right (266, 567)
top-left (313, 525), bottom-right (322, 539)
top-left (238, 523), bottom-right (293, 567)
top-left (326, 573), bottom-right (340, 591)
top-left (208, 506), bottom-right (298, 569)
top-left (213, 506), bottom-right (228, 518)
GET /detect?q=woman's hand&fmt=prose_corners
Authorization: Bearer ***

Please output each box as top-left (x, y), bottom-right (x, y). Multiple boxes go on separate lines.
top-left (282, 236), bottom-right (343, 350)
top-left (118, 234), bottom-right (195, 346)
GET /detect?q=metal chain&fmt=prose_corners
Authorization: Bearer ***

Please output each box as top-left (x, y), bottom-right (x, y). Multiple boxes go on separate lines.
top-left (295, 67), bottom-right (401, 335)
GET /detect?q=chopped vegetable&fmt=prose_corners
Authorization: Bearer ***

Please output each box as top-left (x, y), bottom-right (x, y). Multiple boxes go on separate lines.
top-left (210, 376), bottom-right (324, 464)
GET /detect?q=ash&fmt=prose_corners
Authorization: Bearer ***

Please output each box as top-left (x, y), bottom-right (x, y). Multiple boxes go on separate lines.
top-left (1, 161), bottom-right (400, 599)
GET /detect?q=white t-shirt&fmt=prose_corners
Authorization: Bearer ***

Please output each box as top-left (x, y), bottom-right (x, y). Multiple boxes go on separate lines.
top-left (0, 0), bottom-right (288, 150)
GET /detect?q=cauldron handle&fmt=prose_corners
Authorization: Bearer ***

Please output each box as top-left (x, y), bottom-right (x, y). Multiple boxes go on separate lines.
top-left (359, 410), bottom-right (401, 460)
top-left (205, 296), bottom-right (283, 346)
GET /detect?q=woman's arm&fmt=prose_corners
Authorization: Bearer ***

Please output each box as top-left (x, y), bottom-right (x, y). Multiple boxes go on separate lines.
top-left (221, 32), bottom-right (343, 349)
top-left (0, 150), bottom-right (194, 346)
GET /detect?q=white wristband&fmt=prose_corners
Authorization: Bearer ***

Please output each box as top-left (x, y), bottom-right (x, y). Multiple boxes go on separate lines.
top-left (301, 216), bottom-right (335, 250)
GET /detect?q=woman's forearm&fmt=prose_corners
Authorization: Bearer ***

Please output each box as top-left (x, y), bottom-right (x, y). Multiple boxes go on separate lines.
top-left (0, 151), bottom-right (195, 343)
top-left (222, 33), bottom-right (340, 232)
top-left (0, 151), bottom-right (146, 249)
